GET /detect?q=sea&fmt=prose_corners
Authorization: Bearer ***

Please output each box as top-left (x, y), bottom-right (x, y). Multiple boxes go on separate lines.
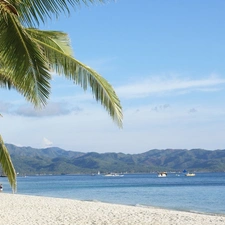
top-left (1, 172), bottom-right (225, 215)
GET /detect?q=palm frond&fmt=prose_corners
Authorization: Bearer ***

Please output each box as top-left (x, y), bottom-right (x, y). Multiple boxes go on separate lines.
top-left (44, 46), bottom-right (123, 127)
top-left (15, 0), bottom-right (106, 27)
top-left (0, 68), bottom-right (51, 106)
top-left (0, 135), bottom-right (16, 193)
top-left (0, 72), bottom-right (13, 89)
top-left (29, 30), bottom-right (122, 127)
top-left (0, 14), bottom-right (51, 107)
top-left (0, 0), bottom-right (18, 15)
top-left (26, 28), bottom-right (73, 56)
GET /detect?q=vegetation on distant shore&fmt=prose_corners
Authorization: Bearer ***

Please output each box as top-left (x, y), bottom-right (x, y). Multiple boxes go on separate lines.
top-left (4, 144), bottom-right (225, 175)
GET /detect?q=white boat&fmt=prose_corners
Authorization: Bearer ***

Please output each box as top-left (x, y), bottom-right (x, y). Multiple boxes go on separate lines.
top-left (158, 172), bottom-right (167, 177)
top-left (185, 173), bottom-right (195, 177)
top-left (104, 173), bottom-right (124, 177)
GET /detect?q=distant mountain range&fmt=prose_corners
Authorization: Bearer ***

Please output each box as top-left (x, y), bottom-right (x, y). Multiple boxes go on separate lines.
top-left (3, 144), bottom-right (225, 175)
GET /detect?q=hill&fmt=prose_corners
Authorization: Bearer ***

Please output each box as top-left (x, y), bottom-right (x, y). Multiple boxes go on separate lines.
top-left (2, 144), bottom-right (225, 175)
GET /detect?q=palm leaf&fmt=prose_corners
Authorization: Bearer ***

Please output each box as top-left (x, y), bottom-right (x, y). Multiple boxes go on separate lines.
top-left (0, 0), bottom-right (18, 15)
top-left (15, 0), bottom-right (106, 27)
top-left (0, 135), bottom-right (16, 193)
top-left (0, 18), bottom-right (122, 125)
top-left (0, 13), bottom-right (51, 107)
top-left (26, 28), bottom-right (73, 56)
top-left (0, 68), bottom-right (50, 106)
top-left (0, 72), bottom-right (13, 89)
top-left (27, 29), bottom-right (123, 127)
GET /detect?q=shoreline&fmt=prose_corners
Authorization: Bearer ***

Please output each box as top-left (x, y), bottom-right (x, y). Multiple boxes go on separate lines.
top-left (24, 194), bottom-right (225, 217)
top-left (1, 193), bottom-right (225, 225)
top-left (84, 200), bottom-right (225, 217)
top-left (132, 203), bottom-right (225, 217)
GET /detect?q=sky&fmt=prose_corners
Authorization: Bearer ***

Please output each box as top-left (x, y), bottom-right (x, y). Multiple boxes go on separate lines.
top-left (1, 0), bottom-right (225, 154)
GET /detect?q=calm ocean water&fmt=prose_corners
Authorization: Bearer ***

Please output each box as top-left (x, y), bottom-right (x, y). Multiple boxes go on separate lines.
top-left (1, 172), bottom-right (225, 215)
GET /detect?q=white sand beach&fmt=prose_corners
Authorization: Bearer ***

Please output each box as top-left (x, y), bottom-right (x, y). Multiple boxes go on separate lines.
top-left (1, 193), bottom-right (225, 225)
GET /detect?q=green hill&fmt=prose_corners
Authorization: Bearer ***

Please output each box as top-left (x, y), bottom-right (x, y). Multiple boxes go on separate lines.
top-left (3, 144), bottom-right (225, 175)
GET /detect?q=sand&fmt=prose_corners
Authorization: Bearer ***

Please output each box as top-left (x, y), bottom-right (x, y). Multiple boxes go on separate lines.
top-left (0, 193), bottom-right (225, 225)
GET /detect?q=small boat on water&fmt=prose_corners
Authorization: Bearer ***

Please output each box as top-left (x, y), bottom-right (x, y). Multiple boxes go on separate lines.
top-left (104, 173), bottom-right (124, 177)
top-left (91, 171), bottom-right (101, 176)
top-left (185, 173), bottom-right (196, 177)
top-left (158, 172), bottom-right (167, 177)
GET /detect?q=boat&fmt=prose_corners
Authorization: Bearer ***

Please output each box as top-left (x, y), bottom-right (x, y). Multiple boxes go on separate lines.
top-left (104, 173), bottom-right (124, 177)
top-left (91, 171), bottom-right (101, 176)
top-left (158, 172), bottom-right (167, 177)
top-left (185, 173), bottom-right (195, 177)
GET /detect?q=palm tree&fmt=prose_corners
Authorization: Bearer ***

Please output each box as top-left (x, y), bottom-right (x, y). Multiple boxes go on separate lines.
top-left (0, 0), bottom-right (122, 192)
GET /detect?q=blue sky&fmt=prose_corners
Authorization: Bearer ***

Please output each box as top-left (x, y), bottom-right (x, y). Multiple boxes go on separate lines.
top-left (1, 0), bottom-right (225, 153)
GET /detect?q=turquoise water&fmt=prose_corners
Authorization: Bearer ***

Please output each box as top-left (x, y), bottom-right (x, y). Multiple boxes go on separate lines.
top-left (1, 172), bottom-right (225, 215)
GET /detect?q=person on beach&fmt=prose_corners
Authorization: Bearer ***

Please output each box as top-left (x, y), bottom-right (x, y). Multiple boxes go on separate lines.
top-left (0, 184), bottom-right (3, 191)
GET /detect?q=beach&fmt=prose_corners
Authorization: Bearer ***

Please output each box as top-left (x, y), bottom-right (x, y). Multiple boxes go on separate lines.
top-left (1, 193), bottom-right (225, 225)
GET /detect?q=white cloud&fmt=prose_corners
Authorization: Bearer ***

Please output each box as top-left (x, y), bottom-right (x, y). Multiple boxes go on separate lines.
top-left (116, 74), bottom-right (225, 99)
top-left (1, 101), bottom-right (83, 117)
top-left (42, 137), bottom-right (53, 148)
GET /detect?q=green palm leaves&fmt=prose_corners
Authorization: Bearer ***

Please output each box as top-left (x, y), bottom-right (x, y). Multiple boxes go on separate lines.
top-left (0, 0), bottom-right (122, 192)
top-left (1, 1), bottom-right (122, 125)
top-left (16, 0), bottom-right (105, 27)
top-left (0, 135), bottom-right (16, 192)
top-left (1, 15), bottom-right (51, 107)
top-left (27, 28), bottom-right (123, 125)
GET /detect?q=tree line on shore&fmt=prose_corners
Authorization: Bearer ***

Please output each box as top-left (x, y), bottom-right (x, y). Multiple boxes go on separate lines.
top-left (3, 144), bottom-right (225, 175)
